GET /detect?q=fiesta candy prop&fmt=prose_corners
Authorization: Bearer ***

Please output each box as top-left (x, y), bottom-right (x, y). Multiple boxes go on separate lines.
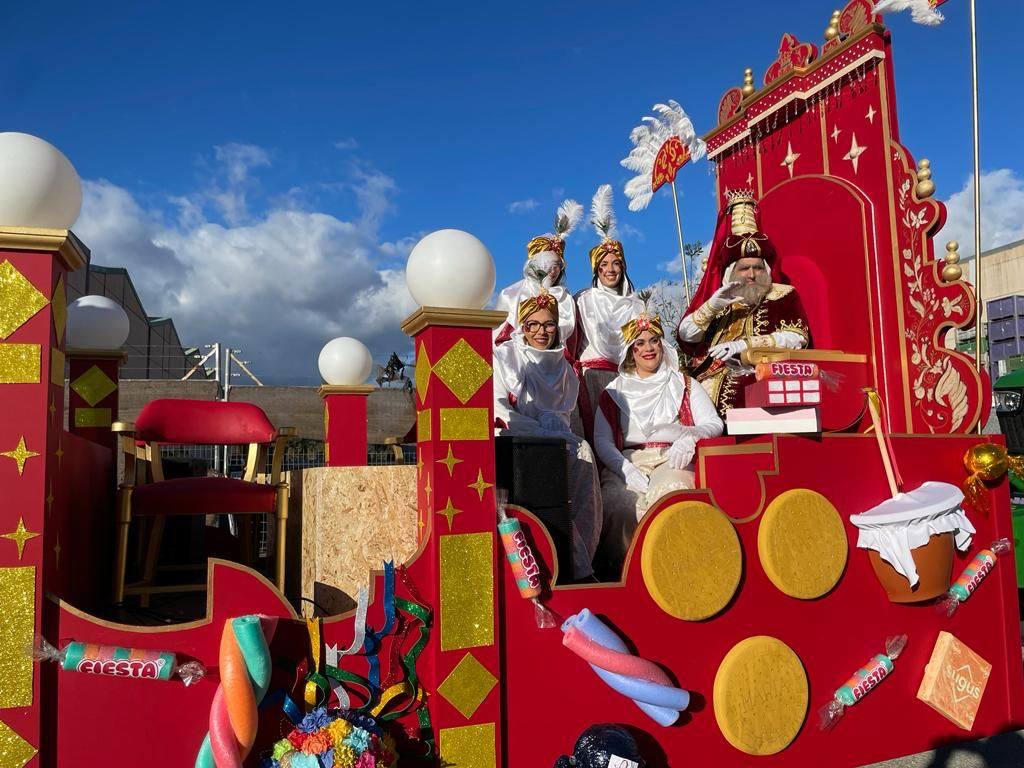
top-left (497, 488), bottom-right (557, 628)
top-left (819, 635), bottom-right (907, 730)
top-left (554, 724), bottom-right (646, 768)
top-left (34, 638), bottom-right (205, 685)
top-left (195, 615), bottom-right (274, 768)
top-left (939, 538), bottom-right (1012, 616)
top-left (963, 443), bottom-right (1024, 516)
top-left (561, 609), bottom-right (689, 727)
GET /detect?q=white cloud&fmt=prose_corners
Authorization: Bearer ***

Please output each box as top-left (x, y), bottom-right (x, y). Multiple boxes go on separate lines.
top-left (207, 143), bottom-right (271, 226)
top-left (75, 148), bottom-right (418, 384)
top-left (657, 241), bottom-right (710, 276)
top-left (942, 168), bottom-right (1024, 257)
top-left (619, 221), bottom-right (645, 242)
top-left (508, 198), bottom-right (539, 214)
top-left (551, 187), bottom-right (566, 199)
top-left (334, 138), bottom-right (359, 150)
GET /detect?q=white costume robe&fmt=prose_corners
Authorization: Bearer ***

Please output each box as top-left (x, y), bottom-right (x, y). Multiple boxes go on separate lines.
top-left (573, 279), bottom-right (644, 437)
top-left (493, 336), bottom-right (601, 579)
top-left (593, 346), bottom-right (723, 563)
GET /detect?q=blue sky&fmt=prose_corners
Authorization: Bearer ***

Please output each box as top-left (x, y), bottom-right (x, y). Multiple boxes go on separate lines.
top-left (4, 1), bottom-right (1022, 383)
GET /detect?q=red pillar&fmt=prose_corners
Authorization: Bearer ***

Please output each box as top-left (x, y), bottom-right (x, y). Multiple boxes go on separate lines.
top-left (401, 306), bottom-right (506, 768)
top-left (0, 227), bottom-right (87, 767)
top-left (320, 385), bottom-right (373, 466)
top-left (66, 351), bottom-right (123, 455)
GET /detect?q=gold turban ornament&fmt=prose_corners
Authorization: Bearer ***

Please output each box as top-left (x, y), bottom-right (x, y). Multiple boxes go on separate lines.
top-left (526, 199), bottom-right (584, 259)
top-left (517, 289), bottom-right (559, 327)
top-left (620, 312), bottom-right (664, 346)
top-left (588, 184), bottom-right (627, 272)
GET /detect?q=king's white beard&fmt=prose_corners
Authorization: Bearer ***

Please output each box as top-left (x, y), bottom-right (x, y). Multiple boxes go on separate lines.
top-left (733, 273), bottom-right (771, 306)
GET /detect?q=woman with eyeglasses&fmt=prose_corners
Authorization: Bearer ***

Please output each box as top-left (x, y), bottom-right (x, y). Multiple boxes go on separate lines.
top-left (593, 311), bottom-right (723, 570)
top-left (574, 185), bottom-right (644, 442)
top-left (493, 199), bottom-right (583, 357)
top-left (493, 290), bottom-right (602, 581)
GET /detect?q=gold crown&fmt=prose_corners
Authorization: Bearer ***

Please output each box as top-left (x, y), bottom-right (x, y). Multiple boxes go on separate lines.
top-left (726, 189), bottom-right (758, 236)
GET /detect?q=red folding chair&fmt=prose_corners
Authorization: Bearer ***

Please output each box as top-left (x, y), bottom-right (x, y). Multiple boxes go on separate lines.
top-left (112, 399), bottom-right (293, 604)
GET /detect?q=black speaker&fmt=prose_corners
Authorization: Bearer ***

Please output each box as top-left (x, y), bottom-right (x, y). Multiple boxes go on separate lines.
top-left (494, 435), bottom-right (573, 582)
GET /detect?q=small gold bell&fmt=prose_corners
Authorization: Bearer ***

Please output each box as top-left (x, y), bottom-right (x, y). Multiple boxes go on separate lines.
top-left (941, 240), bottom-right (962, 282)
top-left (915, 158), bottom-right (936, 199)
top-left (741, 68), bottom-right (756, 98)
top-left (825, 10), bottom-right (841, 41)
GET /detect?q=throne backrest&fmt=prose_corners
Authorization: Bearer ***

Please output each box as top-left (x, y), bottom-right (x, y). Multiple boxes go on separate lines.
top-left (702, 0), bottom-right (983, 433)
top-left (135, 399), bottom-right (277, 445)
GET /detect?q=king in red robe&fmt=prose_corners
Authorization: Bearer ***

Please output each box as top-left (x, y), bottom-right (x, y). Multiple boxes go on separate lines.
top-left (676, 191), bottom-right (811, 415)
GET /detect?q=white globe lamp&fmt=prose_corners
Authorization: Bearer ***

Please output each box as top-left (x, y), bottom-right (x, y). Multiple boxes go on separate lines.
top-left (67, 296), bottom-right (130, 351)
top-left (318, 337), bottom-right (373, 386)
top-left (0, 133), bottom-right (83, 229)
top-left (405, 229), bottom-right (495, 309)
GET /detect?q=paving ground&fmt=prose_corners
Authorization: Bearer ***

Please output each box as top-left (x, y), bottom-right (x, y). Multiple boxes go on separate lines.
top-left (866, 730), bottom-right (1024, 767)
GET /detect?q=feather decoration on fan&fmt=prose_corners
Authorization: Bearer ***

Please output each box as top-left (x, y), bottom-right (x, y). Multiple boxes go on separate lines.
top-left (555, 199), bottom-right (584, 239)
top-left (590, 184), bottom-right (617, 242)
top-left (873, 0), bottom-right (944, 25)
top-left (620, 99), bottom-right (705, 212)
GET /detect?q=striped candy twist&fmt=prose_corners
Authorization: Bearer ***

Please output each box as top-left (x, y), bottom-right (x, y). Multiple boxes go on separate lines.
top-left (561, 609), bottom-right (689, 727)
top-left (195, 615), bottom-right (273, 768)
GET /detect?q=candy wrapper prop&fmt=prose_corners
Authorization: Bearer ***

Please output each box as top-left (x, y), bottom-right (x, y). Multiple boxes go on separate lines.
top-left (553, 724), bottom-right (646, 768)
top-left (264, 706), bottom-right (398, 768)
top-left (561, 609), bottom-right (689, 727)
top-left (962, 443), bottom-right (1024, 517)
top-left (195, 615), bottom-right (273, 768)
top-left (819, 635), bottom-right (907, 730)
top-left (939, 538), bottom-right (1012, 616)
top-left (917, 631), bottom-right (992, 730)
top-left (497, 488), bottom-right (557, 628)
top-left (34, 638), bottom-right (205, 685)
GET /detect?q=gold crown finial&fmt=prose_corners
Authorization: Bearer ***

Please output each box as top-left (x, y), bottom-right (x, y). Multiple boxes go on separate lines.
top-left (915, 158), bottom-right (935, 199)
top-left (825, 10), bottom-right (841, 40)
top-left (941, 240), bottom-right (962, 282)
top-left (727, 189), bottom-right (758, 236)
top-left (741, 68), bottom-right (756, 98)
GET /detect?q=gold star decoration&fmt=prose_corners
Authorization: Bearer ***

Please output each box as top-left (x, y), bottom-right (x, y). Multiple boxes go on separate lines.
top-left (2, 517), bottom-right (40, 560)
top-left (1, 436), bottom-right (39, 476)
top-left (45, 483), bottom-right (54, 516)
top-left (436, 444), bottom-right (463, 476)
top-left (436, 497), bottom-right (461, 531)
top-left (468, 469), bottom-right (493, 502)
top-left (54, 438), bottom-right (63, 469)
top-left (831, 124), bottom-right (841, 143)
top-left (53, 533), bottom-right (61, 569)
top-left (844, 133), bottom-right (867, 174)
top-left (865, 105), bottom-right (877, 124)
top-left (780, 141), bottom-right (800, 179)
top-left (423, 476), bottom-right (433, 502)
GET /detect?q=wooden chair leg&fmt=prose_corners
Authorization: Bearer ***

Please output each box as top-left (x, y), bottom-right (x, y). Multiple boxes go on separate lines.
top-left (139, 516), bottom-right (166, 609)
top-left (274, 483), bottom-right (288, 593)
top-left (113, 487), bottom-right (132, 605)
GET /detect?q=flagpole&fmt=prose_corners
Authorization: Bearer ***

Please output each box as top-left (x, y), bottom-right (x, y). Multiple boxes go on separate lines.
top-left (670, 180), bottom-right (692, 304)
top-left (969, 0), bottom-right (983, 433)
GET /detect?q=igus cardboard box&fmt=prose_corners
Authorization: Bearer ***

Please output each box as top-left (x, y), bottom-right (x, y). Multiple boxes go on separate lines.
top-left (917, 631), bottom-right (992, 730)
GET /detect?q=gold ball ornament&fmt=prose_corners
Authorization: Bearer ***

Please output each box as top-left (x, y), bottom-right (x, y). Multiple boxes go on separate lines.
top-left (942, 241), bottom-right (962, 282)
top-left (825, 10), bottom-right (841, 40)
top-left (915, 159), bottom-right (936, 199)
top-left (964, 443), bottom-right (1008, 482)
top-left (742, 68), bottom-right (756, 98)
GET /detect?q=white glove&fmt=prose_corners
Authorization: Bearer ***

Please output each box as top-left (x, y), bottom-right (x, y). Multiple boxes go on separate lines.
top-left (708, 339), bottom-right (748, 361)
top-left (667, 434), bottom-right (697, 470)
top-left (706, 282), bottom-right (741, 312)
top-left (622, 462), bottom-right (650, 494)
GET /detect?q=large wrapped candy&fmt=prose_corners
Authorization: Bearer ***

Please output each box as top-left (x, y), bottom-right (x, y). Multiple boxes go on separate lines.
top-left (553, 724), bottom-right (646, 768)
top-left (34, 638), bottom-right (205, 685)
top-left (819, 635), bottom-right (906, 729)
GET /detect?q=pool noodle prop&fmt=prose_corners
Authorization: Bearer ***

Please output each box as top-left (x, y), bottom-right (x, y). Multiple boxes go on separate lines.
top-left (34, 638), bottom-right (205, 685)
top-left (561, 609), bottom-right (689, 726)
top-left (195, 615), bottom-right (274, 768)
top-left (819, 635), bottom-right (907, 730)
top-left (940, 538), bottom-right (1012, 616)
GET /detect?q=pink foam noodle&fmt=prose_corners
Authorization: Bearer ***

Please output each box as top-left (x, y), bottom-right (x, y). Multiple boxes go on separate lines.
top-left (562, 627), bottom-right (671, 685)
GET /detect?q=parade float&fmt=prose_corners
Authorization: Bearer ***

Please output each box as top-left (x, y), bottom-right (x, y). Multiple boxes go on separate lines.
top-left (0, 2), bottom-right (1021, 766)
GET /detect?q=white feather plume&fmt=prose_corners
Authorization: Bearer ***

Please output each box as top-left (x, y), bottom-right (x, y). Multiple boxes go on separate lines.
top-left (554, 199), bottom-right (584, 238)
top-left (873, 0), bottom-right (944, 25)
top-left (620, 99), bottom-right (705, 211)
top-left (591, 184), bottom-right (617, 241)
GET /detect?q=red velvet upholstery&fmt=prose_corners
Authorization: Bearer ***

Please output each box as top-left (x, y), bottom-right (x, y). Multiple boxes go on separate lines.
top-left (131, 476), bottom-right (277, 517)
top-left (135, 399), bottom-right (277, 445)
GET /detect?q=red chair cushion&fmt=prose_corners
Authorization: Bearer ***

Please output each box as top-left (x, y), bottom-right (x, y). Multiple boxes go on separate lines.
top-left (136, 399), bottom-right (277, 445)
top-left (131, 477), bottom-right (277, 517)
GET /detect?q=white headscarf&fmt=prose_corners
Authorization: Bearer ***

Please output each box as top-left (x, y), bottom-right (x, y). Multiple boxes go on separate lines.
top-left (575, 278), bottom-right (644, 363)
top-left (493, 332), bottom-right (579, 428)
top-left (605, 338), bottom-right (686, 436)
top-left (495, 253), bottom-right (576, 345)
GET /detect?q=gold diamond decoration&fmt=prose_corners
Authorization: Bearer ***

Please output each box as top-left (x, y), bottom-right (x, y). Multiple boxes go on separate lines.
top-left (51, 274), bottom-right (66, 344)
top-left (71, 364), bottom-right (117, 406)
top-left (0, 261), bottom-right (48, 340)
top-left (415, 342), bottom-right (431, 404)
top-left (433, 339), bottom-right (491, 405)
top-left (437, 651), bottom-right (498, 719)
top-left (0, 720), bottom-right (36, 768)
